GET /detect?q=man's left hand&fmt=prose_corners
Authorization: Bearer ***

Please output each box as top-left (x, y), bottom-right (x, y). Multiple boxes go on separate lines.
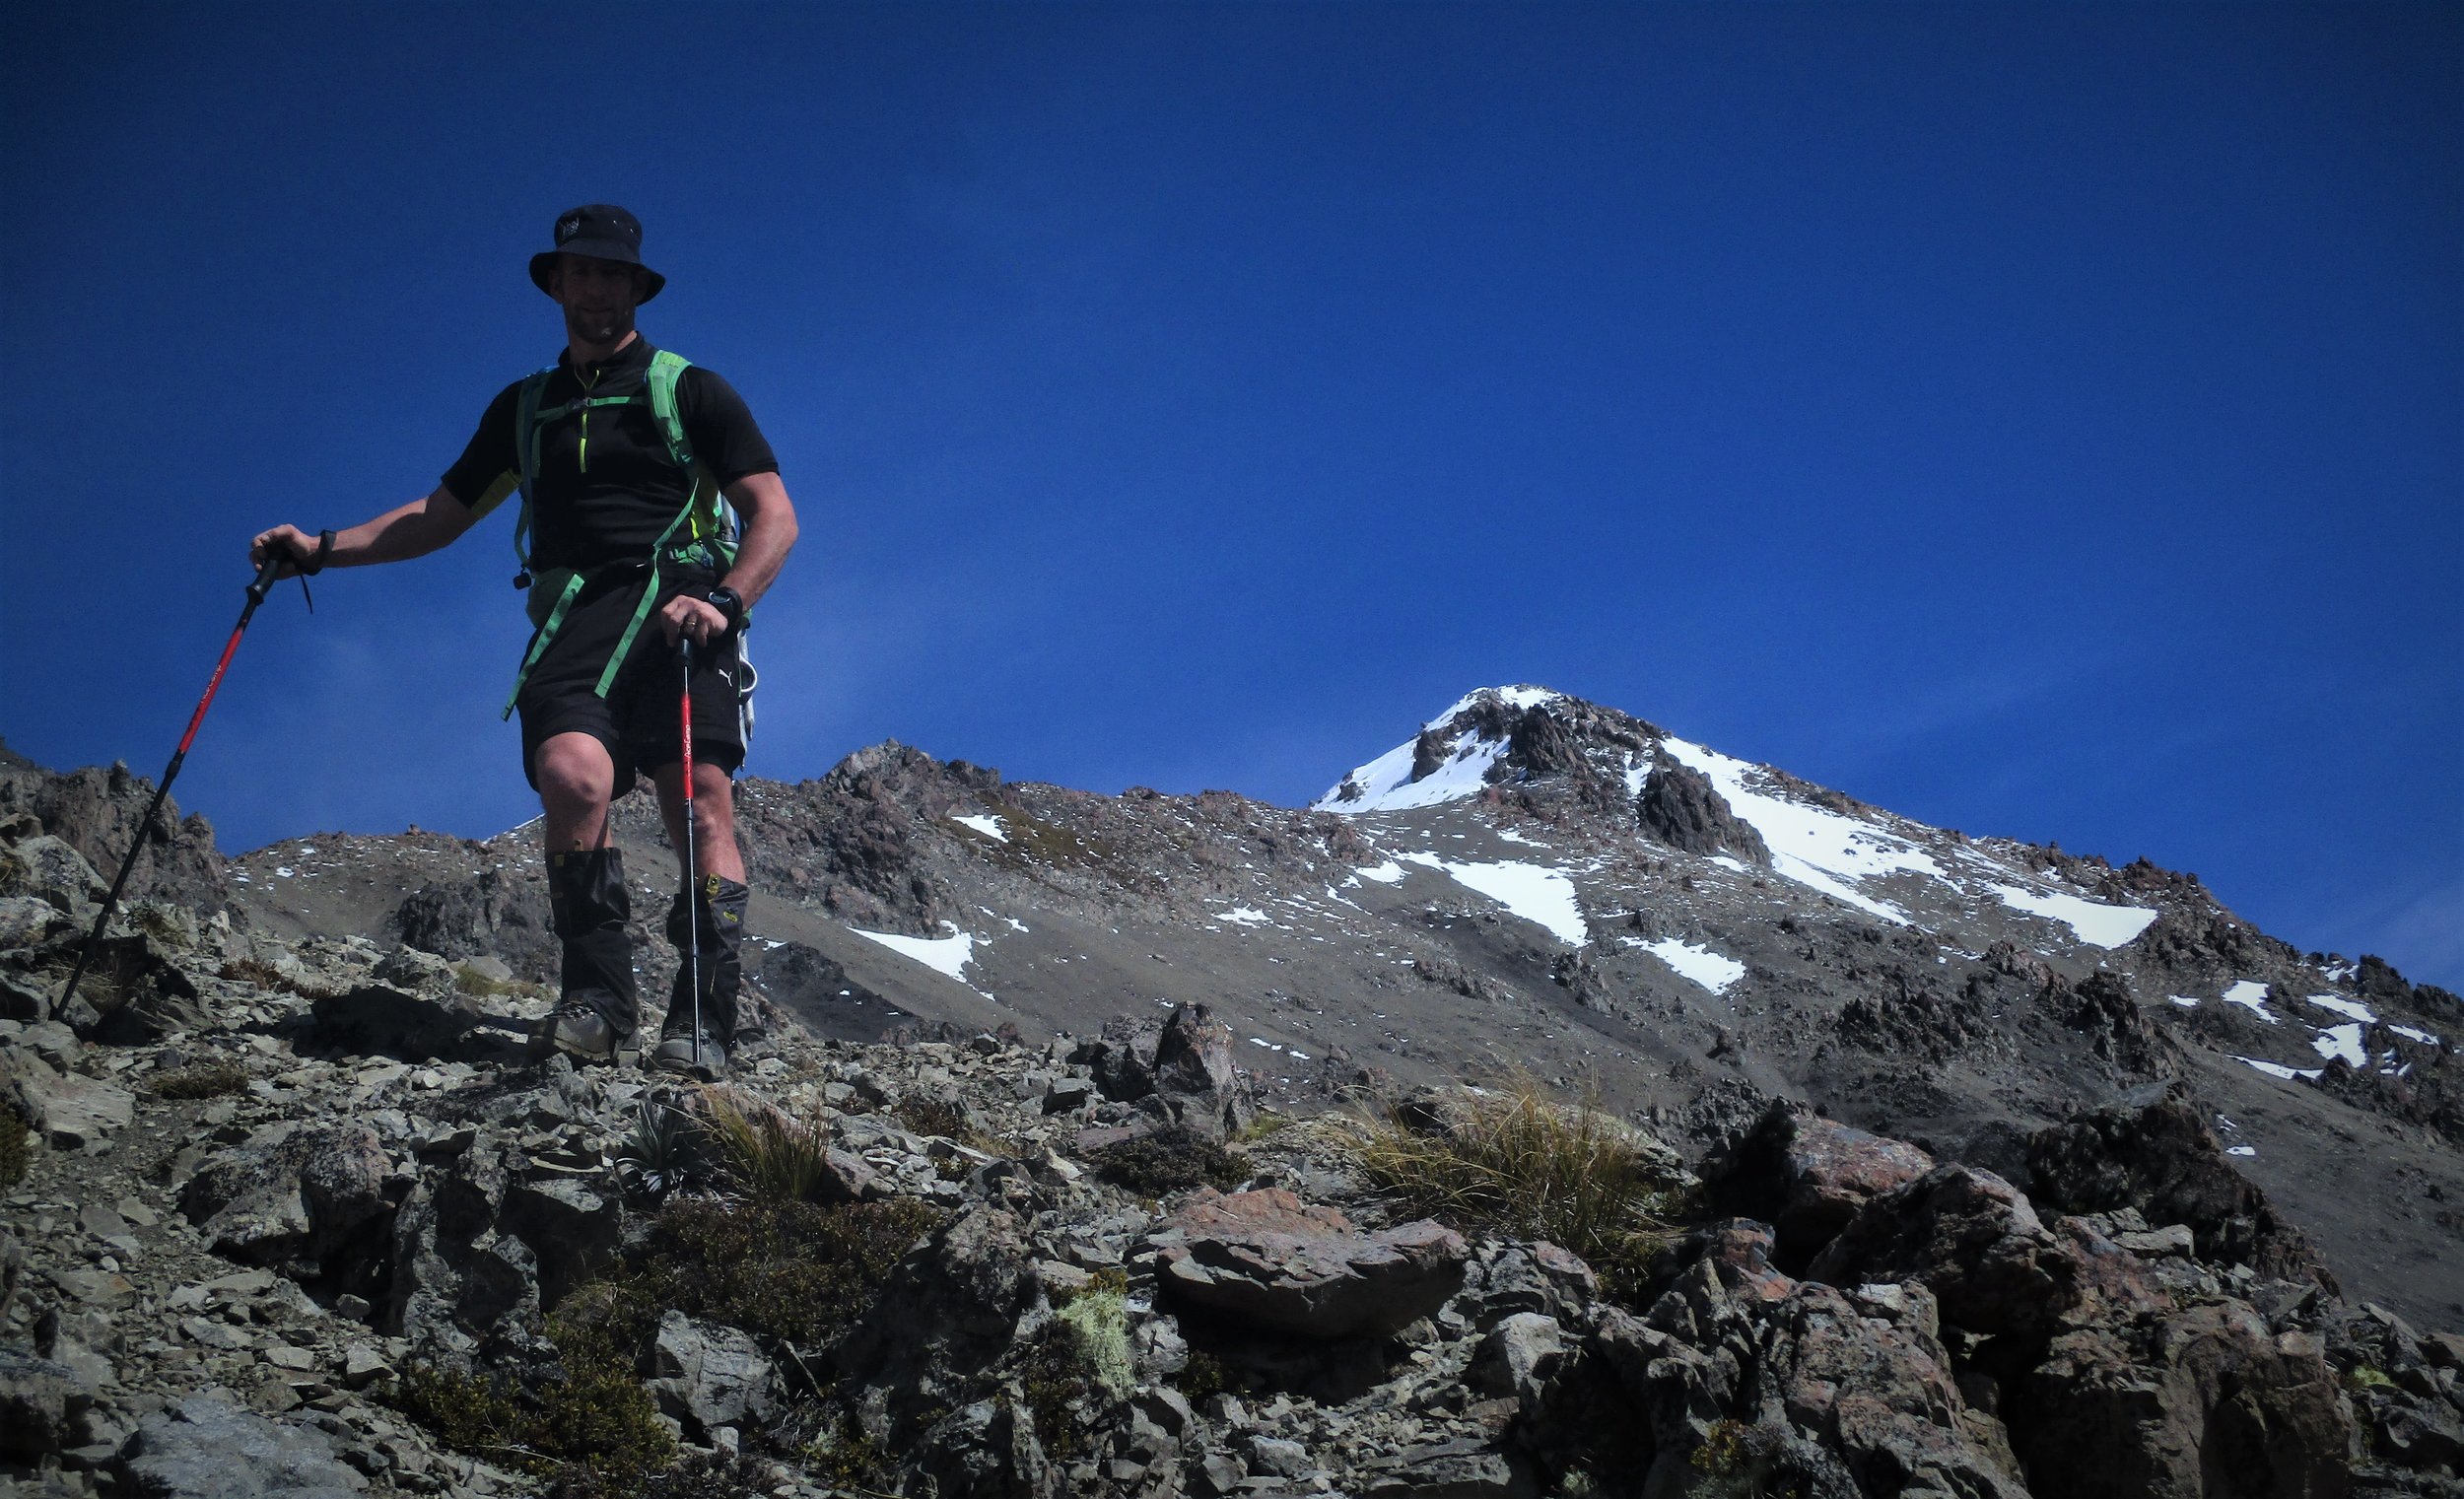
top-left (657, 594), bottom-right (730, 647)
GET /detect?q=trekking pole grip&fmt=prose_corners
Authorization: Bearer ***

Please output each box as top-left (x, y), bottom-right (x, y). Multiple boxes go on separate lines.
top-left (246, 550), bottom-right (287, 605)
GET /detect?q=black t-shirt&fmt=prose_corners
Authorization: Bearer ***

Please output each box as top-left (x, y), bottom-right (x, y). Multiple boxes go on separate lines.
top-left (442, 337), bottom-right (780, 575)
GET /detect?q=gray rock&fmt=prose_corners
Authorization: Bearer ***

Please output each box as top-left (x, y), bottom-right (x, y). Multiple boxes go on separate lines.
top-left (498, 1176), bottom-right (621, 1308)
top-left (0, 1348), bottom-right (93, 1458)
top-left (1149, 1003), bottom-right (1256, 1140)
top-left (0, 834), bottom-right (106, 912)
top-left (0, 892), bottom-right (72, 948)
top-left (119, 1392), bottom-right (369, 1497)
top-left (648, 1310), bottom-right (776, 1435)
top-left (178, 1121), bottom-right (392, 1273)
top-left (1248, 1434), bottom-right (1311, 1477)
top-left (15, 1066), bottom-right (135, 1148)
top-left (1469, 1313), bottom-right (1564, 1413)
top-left (1805, 1163), bottom-right (2079, 1339)
top-left (1362, 1439), bottom-right (1534, 1499)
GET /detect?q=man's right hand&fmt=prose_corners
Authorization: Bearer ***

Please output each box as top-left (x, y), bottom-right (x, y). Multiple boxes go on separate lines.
top-left (249, 525), bottom-right (321, 579)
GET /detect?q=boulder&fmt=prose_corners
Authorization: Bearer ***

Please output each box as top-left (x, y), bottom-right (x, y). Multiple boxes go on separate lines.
top-left (1751, 1282), bottom-right (2030, 1499)
top-left (1149, 1002), bottom-right (1256, 1139)
top-left (648, 1310), bottom-right (776, 1435)
top-left (1148, 1188), bottom-right (1469, 1339)
top-left (0, 834), bottom-right (105, 912)
top-left (2025, 1084), bottom-right (2337, 1290)
top-left (1804, 1164), bottom-right (2080, 1339)
top-left (0, 893), bottom-right (73, 949)
top-left (0, 1347), bottom-right (93, 1458)
top-left (2013, 1301), bottom-right (2356, 1499)
top-left (13, 1065), bottom-right (135, 1148)
top-left (118, 1392), bottom-right (368, 1497)
top-left (179, 1121), bottom-right (393, 1280)
top-left (1709, 1104), bottom-right (1936, 1266)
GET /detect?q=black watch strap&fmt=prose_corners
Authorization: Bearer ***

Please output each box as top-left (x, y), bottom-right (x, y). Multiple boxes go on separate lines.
top-left (302, 529), bottom-right (335, 576)
top-left (706, 586), bottom-right (744, 631)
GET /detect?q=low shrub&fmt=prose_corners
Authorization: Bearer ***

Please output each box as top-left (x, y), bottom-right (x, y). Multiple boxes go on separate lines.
top-left (148, 1061), bottom-right (248, 1100)
top-left (1090, 1124), bottom-right (1250, 1195)
top-left (625, 1194), bottom-right (941, 1350)
top-left (0, 1110), bottom-right (29, 1189)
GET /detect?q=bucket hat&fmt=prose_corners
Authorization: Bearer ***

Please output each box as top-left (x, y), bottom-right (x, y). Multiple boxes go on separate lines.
top-left (529, 204), bottom-right (665, 303)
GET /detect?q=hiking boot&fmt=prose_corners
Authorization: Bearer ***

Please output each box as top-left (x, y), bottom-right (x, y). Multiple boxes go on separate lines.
top-left (547, 848), bottom-right (640, 1037)
top-left (531, 1001), bottom-right (620, 1063)
top-left (650, 1029), bottom-right (727, 1079)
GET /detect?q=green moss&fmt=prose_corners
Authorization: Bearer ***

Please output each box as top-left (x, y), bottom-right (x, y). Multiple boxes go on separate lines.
top-left (1234, 1111), bottom-right (1296, 1141)
top-left (148, 1061), bottom-right (248, 1100)
top-left (0, 1110), bottom-right (28, 1190)
top-left (1056, 1290), bottom-right (1133, 1397)
top-left (2345, 1364), bottom-right (2398, 1394)
top-left (1090, 1125), bottom-right (1250, 1195)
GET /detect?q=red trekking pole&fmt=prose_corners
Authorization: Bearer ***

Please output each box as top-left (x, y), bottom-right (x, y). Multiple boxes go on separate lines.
top-left (53, 552), bottom-right (299, 1021)
top-left (679, 636), bottom-right (702, 1069)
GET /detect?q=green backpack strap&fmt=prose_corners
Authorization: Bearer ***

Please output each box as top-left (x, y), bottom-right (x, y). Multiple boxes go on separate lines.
top-left (511, 370), bottom-right (555, 583)
top-left (502, 350), bottom-right (742, 718)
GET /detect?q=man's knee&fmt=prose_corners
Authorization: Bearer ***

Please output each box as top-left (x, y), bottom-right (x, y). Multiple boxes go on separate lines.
top-left (535, 734), bottom-right (616, 813)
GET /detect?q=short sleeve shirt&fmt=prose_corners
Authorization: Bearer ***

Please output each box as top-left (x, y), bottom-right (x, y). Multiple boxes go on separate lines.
top-left (442, 338), bottom-right (779, 576)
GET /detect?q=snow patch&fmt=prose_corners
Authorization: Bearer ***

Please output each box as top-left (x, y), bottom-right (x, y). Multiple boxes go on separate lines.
top-left (2235, 1056), bottom-right (2322, 1082)
top-left (1398, 852), bottom-right (1590, 946)
top-left (2226, 1145), bottom-right (2257, 1157)
top-left (1633, 937), bottom-right (1746, 994)
top-left (2301, 993), bottom-right (2376, 1024)
top-left (2310, 1024), bottom-right (2365, 1068)
top-left (2168, 995), bottom-right (2201, 1008)
top-left (1985, 883), bottom-right (2158, 949)
top-left (1348, 860), bottom-right (1405, 886)
top-left (1219, 907), bottom-right (1271, 926)
top-left (2389, 1024), bottom-right (2441, 1046)
top-left (2220, 982), bottom-right (2278, 1024)
top-left (850, 924), bottom-right (976, 983)
top-left (950, 813), bottom-right (1007, 843)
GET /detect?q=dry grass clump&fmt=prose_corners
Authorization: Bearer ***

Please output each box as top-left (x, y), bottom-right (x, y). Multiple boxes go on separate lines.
top-left (0, 1110), bottom-right (29, 1189)
top-left (1349, 1071), bottom-right (1684, 1291)
top-left (700, 1087), bottom-right (841, 1203)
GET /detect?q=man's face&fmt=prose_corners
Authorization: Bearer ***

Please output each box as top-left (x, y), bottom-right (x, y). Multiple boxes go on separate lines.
top-left (550, 253), bottom-right (646, 345)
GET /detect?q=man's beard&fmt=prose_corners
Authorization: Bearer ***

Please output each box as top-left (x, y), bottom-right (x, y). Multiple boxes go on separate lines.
top-left (566, 304), bottom-right (635, 345)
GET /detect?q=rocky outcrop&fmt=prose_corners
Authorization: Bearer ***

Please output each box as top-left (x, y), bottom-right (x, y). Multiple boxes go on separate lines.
top-left (1636, 758), bottom-right (1772, 864)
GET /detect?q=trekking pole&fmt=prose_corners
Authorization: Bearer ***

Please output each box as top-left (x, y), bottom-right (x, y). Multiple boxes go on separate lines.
top-left (53, 553), bottom-right (295, 1021)
top-left (679, 636), bottom-right (701, 1069)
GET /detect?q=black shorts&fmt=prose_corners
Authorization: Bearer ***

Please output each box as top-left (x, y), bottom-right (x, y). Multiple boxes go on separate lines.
top-left (514, 567), bottom-right (749, 794)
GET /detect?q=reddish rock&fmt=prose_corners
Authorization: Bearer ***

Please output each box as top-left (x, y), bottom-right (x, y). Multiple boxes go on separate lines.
top-left (1805, 1164), bottom-right (2081, 1339)
top-left (1148, 1189), bottom-right (1468, 1338)
top-left (1713, 1105), bottom-right (1936, 1264)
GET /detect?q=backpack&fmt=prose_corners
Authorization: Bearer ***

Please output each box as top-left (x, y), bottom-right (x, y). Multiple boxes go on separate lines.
top-left (499, 349), bottom-right (742, 719)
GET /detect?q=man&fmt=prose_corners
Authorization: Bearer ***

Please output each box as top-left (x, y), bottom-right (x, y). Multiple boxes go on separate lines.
top-left (251, 205), bottom-right (797, 1079)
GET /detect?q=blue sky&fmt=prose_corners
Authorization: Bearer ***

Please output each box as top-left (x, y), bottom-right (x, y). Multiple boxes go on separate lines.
top-left (4, 3), bottom-right (2457, 989)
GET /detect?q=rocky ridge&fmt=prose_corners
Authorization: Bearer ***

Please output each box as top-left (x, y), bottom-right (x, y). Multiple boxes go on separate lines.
top-left (1, 689), bottom-right (2460, 1497)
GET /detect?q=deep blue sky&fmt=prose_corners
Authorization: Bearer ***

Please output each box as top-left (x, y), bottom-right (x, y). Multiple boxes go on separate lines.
top-left (4, 3), bottom-right (2457, 989)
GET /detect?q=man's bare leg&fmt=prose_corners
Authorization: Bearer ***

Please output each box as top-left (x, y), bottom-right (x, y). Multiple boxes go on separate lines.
top-left (529, 731), bottom-right (634, 1059)
top-left (650, 760), bottom-right (744, 881)
top-left (535, 732), bottom-right (617, 852)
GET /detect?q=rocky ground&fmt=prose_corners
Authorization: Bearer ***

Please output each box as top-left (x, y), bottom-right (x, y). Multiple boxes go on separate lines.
top-left (3, 690), bottom-right (2461, 1498)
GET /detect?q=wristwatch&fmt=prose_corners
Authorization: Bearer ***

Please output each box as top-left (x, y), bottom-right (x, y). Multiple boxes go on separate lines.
top-left (302, 529), bottom-right (335, 576)
top-left (704, 586), bottom-right (745, 633)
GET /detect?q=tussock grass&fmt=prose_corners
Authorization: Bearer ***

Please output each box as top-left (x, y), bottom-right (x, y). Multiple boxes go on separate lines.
top-left (700, 1087), bottom-right (840, 1203)
top-left (1348, 1070), bottom-right (1683, 1291)
top-left (0, 1110), bottom-right (29, 1189)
